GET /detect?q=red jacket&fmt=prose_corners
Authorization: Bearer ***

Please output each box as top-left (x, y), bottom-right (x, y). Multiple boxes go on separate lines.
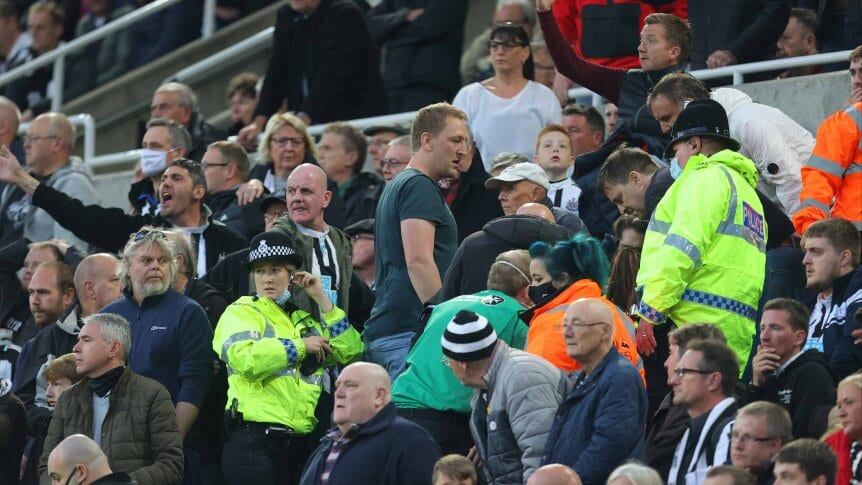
top-left (824, 429), bottom-right (855, 485)
top-left (551, 0), bottom-right (687, 70)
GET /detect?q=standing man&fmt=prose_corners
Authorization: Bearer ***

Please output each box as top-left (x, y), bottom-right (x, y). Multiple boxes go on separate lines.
top-left (238, 0), bottom-right (387, 144)
top-left (444, 310), bottom-right (564, 483)
top-left (368, 1), bottom-right (469, 112)
top-left (150, 82), bottom-right (225, 163)
top-left (634, 100), bottom-right (767, 368)
top-left (102, 229), bottom-right (213, 485)
top-left (201, 140), bottom-right (264, 241)
top-left (542, 298), bottom-right (647, 485)
top-left (668, 340), bottom-right (739, 485)
top-left (363, 103), bottom-right (462, 379)
top-left (800, 218), bottom-right (862, 379)
top-left (793, 46), bottom-right (862, 234)
top-left (4, 113), bottom-right (99, 251)
top-left (0, 2), bottom-right (32, 77)
top-left (39, 313), bottom-right (184, 484)
top-left (739, 298), bottom-right (837, 438)
top-left (318, 122), bottom-right (382, 226)
top-left (129, 118), bottom-right (190, 216)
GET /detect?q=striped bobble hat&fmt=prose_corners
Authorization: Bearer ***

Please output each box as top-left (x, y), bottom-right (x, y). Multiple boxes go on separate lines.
top-left (441, 310), bottom-right (498, 362)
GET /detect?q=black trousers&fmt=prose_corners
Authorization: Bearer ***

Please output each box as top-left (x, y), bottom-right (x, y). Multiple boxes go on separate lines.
top-left (221, 419), bottom-right (317, 485)
top-left (396, 407), bottom-right (473, 456)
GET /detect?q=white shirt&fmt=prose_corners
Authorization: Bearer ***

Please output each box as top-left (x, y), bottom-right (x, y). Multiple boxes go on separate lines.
top-left (805, 293), bottom-right (832, 353)
top-left (453, 81), bottom-right (562, 172)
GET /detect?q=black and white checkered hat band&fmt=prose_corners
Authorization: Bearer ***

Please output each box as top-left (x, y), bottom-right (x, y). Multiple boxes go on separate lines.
top-left (249, 240), bottom-right (297, 263)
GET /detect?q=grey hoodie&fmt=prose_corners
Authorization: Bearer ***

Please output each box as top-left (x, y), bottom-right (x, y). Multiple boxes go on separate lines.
top-left (24, 161), bottom-right (99, 250)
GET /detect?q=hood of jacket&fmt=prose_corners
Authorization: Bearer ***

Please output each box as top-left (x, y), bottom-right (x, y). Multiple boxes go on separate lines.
top-left (645, 167), bottom-right (674, 217)
top-left (685, 150), bottom-right (759, 189)
top-left (710, 87), bottom-right (752, 117)
top-left (44, 160), bottom-right (94, 187)
top-left (783, 349), bottom-right (838, 382)
top-left (481, 215), bottom-right (570, 249)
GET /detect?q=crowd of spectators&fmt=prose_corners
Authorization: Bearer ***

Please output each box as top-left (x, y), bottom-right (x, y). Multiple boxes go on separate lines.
top-left (0, 1), bottom-right (862, 485)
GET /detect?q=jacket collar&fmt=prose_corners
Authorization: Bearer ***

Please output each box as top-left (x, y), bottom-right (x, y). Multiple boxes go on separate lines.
top-left (522, 279), bottom-right (602, 322)
top-left (56, 303), bottom-right (81, 335)
top-left (121, 287), bottom-right (173, 308)
top-left (645, 167), bottom-right (674, 216)
top-left (482, 341), bottom-right (508, 393)
top-left (831, 266), bottom-right (860, 299)
top-left (567, 346), bottom-right (621, 397)
top-left (336, 401), bottom-right (398, 440)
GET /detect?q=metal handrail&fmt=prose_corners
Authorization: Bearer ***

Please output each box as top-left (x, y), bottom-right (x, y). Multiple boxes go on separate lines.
top-left (18, 113), bottom-right (96, 164)
top-left (567, 49), bottom-right (851, 103)
top-left (0, 0), bottom-right (217, 111)
top-left (167, 27), bottom-right (274, 84)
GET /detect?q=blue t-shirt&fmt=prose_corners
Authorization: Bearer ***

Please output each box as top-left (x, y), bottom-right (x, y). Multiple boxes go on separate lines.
top-left (364, 168), bottom-right (458, 341)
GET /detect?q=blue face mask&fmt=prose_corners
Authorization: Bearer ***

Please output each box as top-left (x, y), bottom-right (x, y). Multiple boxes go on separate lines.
top-left (669, 156), bottom-right (683, 180)
top-left (275, 288), bottom-right (292, 306)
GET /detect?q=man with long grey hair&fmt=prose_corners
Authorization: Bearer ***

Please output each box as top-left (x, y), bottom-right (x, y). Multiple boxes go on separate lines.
top-left (103, 227), bottom-right (213, 484)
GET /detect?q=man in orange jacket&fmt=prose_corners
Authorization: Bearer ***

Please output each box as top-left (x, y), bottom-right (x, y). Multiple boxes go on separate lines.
top-left (793, 46), bottom-right (862, 235)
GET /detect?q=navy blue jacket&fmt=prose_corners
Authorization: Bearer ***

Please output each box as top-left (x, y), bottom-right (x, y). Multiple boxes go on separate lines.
top-left (542, 347), bottom-right (647, 485)
top-left (299, 402), bottom-right (440, 485)
top-left (803, 266), bottom-right (862, 379)
top-left (102, 289), bottom-right (212, 408)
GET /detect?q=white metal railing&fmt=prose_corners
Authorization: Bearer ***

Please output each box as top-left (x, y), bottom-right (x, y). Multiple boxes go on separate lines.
top-left (0, 0), bottom-right (217, 111)
top-left (167, 27), bottom-right (274, 84)
top-left (567, 49), bottom-right (852, 104)
top-left (17, 113), bottom-right (96, 164)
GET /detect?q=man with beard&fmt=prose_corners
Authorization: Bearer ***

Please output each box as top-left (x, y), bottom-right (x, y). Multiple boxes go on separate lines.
top-left (102, 228), bottom-right (213, 484)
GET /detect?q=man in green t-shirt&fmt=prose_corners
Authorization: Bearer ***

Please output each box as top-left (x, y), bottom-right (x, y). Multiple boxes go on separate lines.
top-left (363, 103), bottom-right (467, 380)
top-left (392, 249), bottom-right (533, 455)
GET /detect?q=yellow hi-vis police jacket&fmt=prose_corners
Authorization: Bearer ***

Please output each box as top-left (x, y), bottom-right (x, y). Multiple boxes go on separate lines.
top-left (635, 150), bottom-right (767, 368)
top-left (213, 295), bottom-right (363, 434)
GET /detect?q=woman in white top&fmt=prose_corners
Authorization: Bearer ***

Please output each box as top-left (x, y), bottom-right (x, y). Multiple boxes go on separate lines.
top-left (453, 23), bottom-right (562, 173)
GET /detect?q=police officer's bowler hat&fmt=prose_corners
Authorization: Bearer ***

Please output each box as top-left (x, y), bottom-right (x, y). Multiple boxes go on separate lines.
top-left (663, 99), bottom-right (741, 159)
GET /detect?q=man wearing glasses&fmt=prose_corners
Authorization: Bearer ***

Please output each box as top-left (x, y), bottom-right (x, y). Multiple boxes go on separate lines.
top-left (729, 402), bottom-right (793, 485)
top-left (200, 140), bottom-right (264, 242)
top-left (541, 298), bottom-right (647, 484)
top-left (668, 340), bottom-right (740, 485)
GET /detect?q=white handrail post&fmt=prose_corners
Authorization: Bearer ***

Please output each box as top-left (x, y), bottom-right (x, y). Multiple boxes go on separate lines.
top-left (51, 54), bottom-right (65, 111)
top-left (202, 0), bottom-right (216, 39)
top-left (592, 93), bottom-right (602, 107)
top-left (79, 114), bottom-right (96, 165)
top-left (732, 70), bottom-right (744, 85)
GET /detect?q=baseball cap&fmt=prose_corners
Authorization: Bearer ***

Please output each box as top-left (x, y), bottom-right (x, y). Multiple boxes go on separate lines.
top-left (258, 188), bottom-right (286, 213)
top-left (344, 218), bottom-right (374, 237)
top-left (485, 162), bottom-right (550, 191)
top-left (362, 124), bottom-right (408, 137)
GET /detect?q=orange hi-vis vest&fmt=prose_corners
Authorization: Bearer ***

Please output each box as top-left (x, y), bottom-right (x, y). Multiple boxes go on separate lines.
top-left (524, 279), bottom-right (644, 381)
top-left (793, 102), bottom-right (862, 234)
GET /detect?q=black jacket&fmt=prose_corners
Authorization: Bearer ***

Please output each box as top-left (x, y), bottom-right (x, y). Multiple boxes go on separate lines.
top-left (29, 182), bottom-right (247, 274)
top-left (343, 172), bottom-right (384, 227)
top-left (91, 472), bottom-right (136, 485)
top-left (187, 116), bottom-right (226, 163)
top-left (183, 278), bottom-right (229, 465)
top-left (616, 63), bottom-right (680, 152)
top-left (205, 188), bottom-right (265, 242)
top-left (249, 163), bottom-right (348, 229)
top-left (201, 248), bottom-right (249, 303)
top-left (739, 349), bottom-right (838, 438)
top-left (368, 0), bottom-right (468, 98)
top-left (254, 0), bottom-right (388, 123)
top-left (644, 392), bottom-right (690, 480)
top-left (127, 178), bottom-right (160, 216)
top-left (573, 142), bottom-right (622, 239)
top-left (0, 390), bottom-right (26, 485)
top-left (448, 155), bottom-right (504, 244)
top-left (299, 402), bottom-right (440, 485)
top-left (688, 0), bottom-right (791, 69)
top-left (11, 304), bottom-right (80, 408)
top-left (644, 167), bottom-right (795, 250)
top-left (442, 215), bottom-right (571, 300)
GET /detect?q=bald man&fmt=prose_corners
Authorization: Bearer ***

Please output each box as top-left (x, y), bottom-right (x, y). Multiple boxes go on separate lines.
top-left (516, 202), bottom-right (556, 223)
top-left (2, 112), bottom-right (99, 251)
top-left (75, 254), bottom-right (122, 316)
top-left (0, 97), bottom-right (23, 163)
top-left (541, 298), bottom-right (647, 484)
top-left (527, 464), bottom-right (583, 485)
top-left (47, 434), bottom-right (135, 484)
top-left (299, 362), bottom-right (440, 485)
top-left (269, 163), bottom-right (353, 320)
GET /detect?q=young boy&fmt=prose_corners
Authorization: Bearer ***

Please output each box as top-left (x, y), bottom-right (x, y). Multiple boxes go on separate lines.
top-left (433, 454), bottom-right (477, 485)
top-left (534, 125), bottom-right (580, 213)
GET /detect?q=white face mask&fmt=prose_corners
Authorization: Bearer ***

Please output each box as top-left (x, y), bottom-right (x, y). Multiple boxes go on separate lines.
top-left (669, 156), bottom-right (683, 179)
top-left (140, 149), bottom-right (169, 178)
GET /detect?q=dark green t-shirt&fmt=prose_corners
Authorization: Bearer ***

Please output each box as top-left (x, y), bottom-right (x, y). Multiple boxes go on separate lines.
top-left (364, 168), bottom-right (458, 341)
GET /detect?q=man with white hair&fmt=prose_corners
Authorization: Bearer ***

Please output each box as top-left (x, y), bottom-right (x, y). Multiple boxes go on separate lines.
top-left (299, 362), bottom-right (441, 484)
top-left (151, 82), bottom-right (225, 162)
top-left (101, 228), bottom-right (213, 484)
top-left (0, 112), bottom-right (99, 251)
top-left (47, 434), bottom-right (135, 484)
top-left (39, 313), bottom-right (184, 484)
top-left (541, 298), bottom-right (647, 485)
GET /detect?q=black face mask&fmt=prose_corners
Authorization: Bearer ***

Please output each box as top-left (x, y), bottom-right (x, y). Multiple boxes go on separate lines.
top-left (528, 282), bottom-right (555, 305)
